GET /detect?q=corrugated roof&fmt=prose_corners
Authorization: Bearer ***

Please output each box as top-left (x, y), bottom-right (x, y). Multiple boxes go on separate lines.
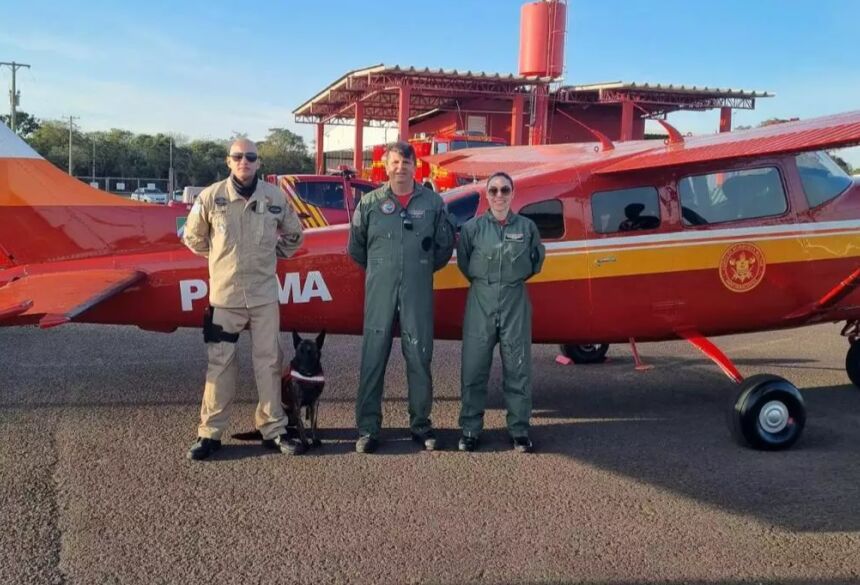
top-left (293, 64), bottom-right (536, 117)
top-left (560, 81), bottom-right (772, 99)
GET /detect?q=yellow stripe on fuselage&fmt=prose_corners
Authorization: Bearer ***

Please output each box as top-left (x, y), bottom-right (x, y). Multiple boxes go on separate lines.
top-left (432, 226), bottom-right (860, 290)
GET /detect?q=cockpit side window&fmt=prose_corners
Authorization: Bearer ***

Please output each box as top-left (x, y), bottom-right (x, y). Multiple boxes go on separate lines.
top-left (591, 186), bottom-right (660, 234)
top-left (445, 192), bottom-right (480, 229)
top-left (678, 167), bottom-right (786, 226)
top-left (796, 151), bottom-right (852, 208)
top-left (520, 199), bottom-right (565, 239)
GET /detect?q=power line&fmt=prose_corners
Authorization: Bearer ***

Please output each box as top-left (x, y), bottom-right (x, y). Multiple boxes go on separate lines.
top-left (0, 61), bottom-right (32, 133)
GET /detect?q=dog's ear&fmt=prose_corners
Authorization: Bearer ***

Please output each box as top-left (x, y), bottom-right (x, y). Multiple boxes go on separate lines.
top-left (292, 331), bottom-right (302, 349)
top-left (315, 330), bottom-right (326, 350)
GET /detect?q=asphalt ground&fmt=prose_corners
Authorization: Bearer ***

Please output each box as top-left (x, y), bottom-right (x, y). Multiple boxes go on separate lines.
top-left (1, 322), bottom-right (859, 585)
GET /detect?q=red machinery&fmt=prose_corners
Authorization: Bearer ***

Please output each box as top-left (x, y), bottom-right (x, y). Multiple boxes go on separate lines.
top-left (366, 132), bottom-right (507, 192)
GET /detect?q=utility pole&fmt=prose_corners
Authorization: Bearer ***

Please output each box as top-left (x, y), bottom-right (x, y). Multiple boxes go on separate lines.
top-left (67, 115), bottom-right (78, 175)
top-left (91, 137), bottom-right (96, 182)
top-left (0, 61), bottom-right (31, 133)
top-left (168, 136), bottom-right (174, 194)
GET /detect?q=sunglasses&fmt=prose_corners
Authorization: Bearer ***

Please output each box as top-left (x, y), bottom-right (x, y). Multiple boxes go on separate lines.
top-left (487, 186), bottom-right (512, 197)
top-left (399, 209), bottom-right (413, 231)
top-left (229, 152), bottom-right (259, 162)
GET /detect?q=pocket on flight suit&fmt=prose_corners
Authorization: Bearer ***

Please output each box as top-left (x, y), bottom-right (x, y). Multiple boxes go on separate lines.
top-left (468, 253), bottom-right (491, 280)
top-left (256, 212), bottom-right (280, 249)
top-left (410, 208), bottom-right (436, 265)
top-left (211, 207), bottom-right (235, 249)
top-left (504, 241), bottom-right (532, 281)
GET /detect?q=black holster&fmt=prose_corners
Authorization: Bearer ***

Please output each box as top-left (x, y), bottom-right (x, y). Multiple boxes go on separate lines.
top-left (203, 306), bottom-right (239, 344)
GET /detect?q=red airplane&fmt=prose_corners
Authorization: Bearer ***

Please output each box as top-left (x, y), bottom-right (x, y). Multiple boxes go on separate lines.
top-left (3, 112), bottom-right (860, 451)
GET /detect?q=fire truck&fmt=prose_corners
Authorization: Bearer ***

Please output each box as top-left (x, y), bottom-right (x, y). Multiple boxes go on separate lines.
top-left (265, 167), bottom-right (378, 229)
top-left (366, 131), bottom-right (507, 192)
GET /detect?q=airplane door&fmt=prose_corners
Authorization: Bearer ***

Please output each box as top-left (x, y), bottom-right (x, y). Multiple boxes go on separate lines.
top-left (519, 197), bottom-right (593, 343)
top-left (586, 186), bottom-right (664, 341)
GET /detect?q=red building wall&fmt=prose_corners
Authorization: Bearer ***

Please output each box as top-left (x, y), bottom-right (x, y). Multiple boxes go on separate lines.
top-left (408, 98), bottom-right (644, 145)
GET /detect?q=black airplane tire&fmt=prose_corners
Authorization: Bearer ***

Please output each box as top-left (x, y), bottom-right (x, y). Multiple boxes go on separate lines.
top-left (559, 343), bottom-right (609, 364)
top-left (846, 342), bottom-right (860, 388)
top-left (730, 374), bottom-right (806, 451)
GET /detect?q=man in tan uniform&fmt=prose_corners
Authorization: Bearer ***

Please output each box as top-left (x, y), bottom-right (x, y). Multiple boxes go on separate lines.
top-left (182, 138), bottom-right (304, 460)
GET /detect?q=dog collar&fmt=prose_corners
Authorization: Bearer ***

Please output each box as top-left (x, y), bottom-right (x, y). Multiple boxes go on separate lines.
top-left (289, 370), bottom-right (325, 383)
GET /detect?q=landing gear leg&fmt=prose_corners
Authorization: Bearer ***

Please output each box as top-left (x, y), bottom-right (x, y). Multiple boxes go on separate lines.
top-left (841, 321), bottom-right (860, 388)
top-left (681, 331), bottom-right (806, 450)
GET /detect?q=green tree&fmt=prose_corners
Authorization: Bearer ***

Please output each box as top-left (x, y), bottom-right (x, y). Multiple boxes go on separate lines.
top-left (257, 127), bottom-right (313, 174)
top-left (0, 110), bottom-right (40, 138)
top-left (28, 119), bottom-right (89, 175)
top-left (828, 152), bottom-right (853, 175)
top-left (187, 139), bottom-right (229, 185)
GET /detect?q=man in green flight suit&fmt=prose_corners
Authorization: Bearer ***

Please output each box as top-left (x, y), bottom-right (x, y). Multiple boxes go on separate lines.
top-left (456, 171), bottom-right (545, 453)
top-left (348, 141), bottom-right (456, 453)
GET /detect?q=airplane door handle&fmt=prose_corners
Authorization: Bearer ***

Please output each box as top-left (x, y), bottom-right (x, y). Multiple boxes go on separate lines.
top-left (595, 256), bottom-right (616, 266)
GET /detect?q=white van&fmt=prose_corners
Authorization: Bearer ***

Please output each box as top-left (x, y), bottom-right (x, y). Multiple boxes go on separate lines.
top-left (181, 186), bottom-right (205, 204)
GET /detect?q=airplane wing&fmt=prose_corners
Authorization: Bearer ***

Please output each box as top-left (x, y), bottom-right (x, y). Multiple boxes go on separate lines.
top-left (0, 269), bottom-right (145, 328)
top-left (596, 110), bottom-right (860, 174)
top-left (422, 142), bottom-right (613, 178)
top-left (424, 111), bottom-right (860, 180)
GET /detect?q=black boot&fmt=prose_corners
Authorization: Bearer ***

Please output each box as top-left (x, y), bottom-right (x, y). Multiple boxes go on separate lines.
top-left (187, 437), bottom-right (221, 461)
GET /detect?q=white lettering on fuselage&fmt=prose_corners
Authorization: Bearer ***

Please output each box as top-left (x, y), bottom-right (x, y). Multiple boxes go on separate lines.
top-left (179, 271), bottom-right (332, 312)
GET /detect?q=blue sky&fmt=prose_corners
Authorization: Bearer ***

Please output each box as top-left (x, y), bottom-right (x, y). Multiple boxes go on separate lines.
top-left (2, 0), bottom-right (859, 163)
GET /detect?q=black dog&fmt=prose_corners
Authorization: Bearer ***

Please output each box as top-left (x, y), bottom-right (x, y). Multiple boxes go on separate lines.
top-left (232, 330), bottom-right (325, 451)
top-left (282, 330), bottom-right (326, 449)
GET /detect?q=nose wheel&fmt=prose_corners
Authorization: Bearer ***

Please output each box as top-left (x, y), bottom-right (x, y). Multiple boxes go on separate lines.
top-left (730, 374), bottom-right (806, 450)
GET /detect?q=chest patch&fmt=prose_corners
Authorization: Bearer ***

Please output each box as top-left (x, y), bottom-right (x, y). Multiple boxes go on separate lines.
top-left (407, 209), bottom-right (426, 219)
top-left (214, 197), bottom-right (228, 206)
top-left (380, 200), bottom-right (397, 215)
top-left (268, 205), bottom-right (282, 214)
top-left (504, 232), bottom-right (525, 242)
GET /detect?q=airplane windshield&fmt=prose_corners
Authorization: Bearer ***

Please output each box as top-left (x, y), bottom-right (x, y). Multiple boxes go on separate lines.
top-left (796, 151), bottom-right (852, 208)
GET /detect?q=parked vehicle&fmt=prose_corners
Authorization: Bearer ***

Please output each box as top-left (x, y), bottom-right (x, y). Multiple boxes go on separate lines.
top-left (265, 167), bottom-right (378, 228)
top-left (131, 187), bottom-right (168, 204)
top-left (365, 131), bottom-right (507, 192)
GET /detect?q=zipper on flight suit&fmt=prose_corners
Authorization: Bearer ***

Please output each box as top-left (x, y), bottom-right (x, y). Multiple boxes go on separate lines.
top-left (495, 219), bottom-right (505, 329)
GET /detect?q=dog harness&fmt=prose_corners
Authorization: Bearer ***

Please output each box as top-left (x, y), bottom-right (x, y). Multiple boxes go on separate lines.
top-left (285, 370), bottom-right (325, 384)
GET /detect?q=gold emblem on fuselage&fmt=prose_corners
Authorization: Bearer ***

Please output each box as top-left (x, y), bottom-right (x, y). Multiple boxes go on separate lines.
top-left (719, 243), bottom-right (766, 293)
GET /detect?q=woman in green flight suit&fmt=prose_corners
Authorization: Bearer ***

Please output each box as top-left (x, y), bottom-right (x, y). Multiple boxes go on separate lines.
top-left (456, 172), bottom-right (545, 453)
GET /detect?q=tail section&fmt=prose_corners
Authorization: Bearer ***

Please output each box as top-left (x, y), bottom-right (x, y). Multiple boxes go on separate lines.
top-left (0, 122), bottom-right (186, 266)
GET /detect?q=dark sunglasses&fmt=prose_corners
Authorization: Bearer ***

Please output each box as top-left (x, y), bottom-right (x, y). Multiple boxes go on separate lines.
top-left (487, 186), bottom-right (512, 197)
top-left (229, 152), bottom-right (258, 162)
top-left (399, 209), bottom-right (413, 230)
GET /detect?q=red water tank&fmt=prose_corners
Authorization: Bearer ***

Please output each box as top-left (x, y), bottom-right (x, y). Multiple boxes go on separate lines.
top-left (518, 0), bottom-right (566, 78)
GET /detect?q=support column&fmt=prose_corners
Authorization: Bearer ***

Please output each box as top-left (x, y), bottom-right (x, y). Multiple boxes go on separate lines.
top-left (353, 102), bottom-right (364, 171)
top-left (511, 93), bottom-right (524, 146)
top-left (620, 100), bottom-right (634, 142)
top-left (719, 107), bottom-right (732, 133)
top-left (315, 123), bottom-right (325, 174)
top-left (529, 85), bottom-right (549, 145)
top-left (397, 84), bottom-right (411, 141)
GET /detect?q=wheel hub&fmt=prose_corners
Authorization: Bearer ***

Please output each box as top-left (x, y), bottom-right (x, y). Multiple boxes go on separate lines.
top-left (758, 400), bottom-right (789, 434)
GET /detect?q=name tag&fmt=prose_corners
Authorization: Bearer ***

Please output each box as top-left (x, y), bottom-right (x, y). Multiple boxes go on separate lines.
top-left (504, 232), bottom-right (524, 242)
top-left (408, 209), bottom-right (426, 219)
top-left (214, 197), bottom-right (228, 206)
top-left (268, 205), bottom-right (282, 214)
